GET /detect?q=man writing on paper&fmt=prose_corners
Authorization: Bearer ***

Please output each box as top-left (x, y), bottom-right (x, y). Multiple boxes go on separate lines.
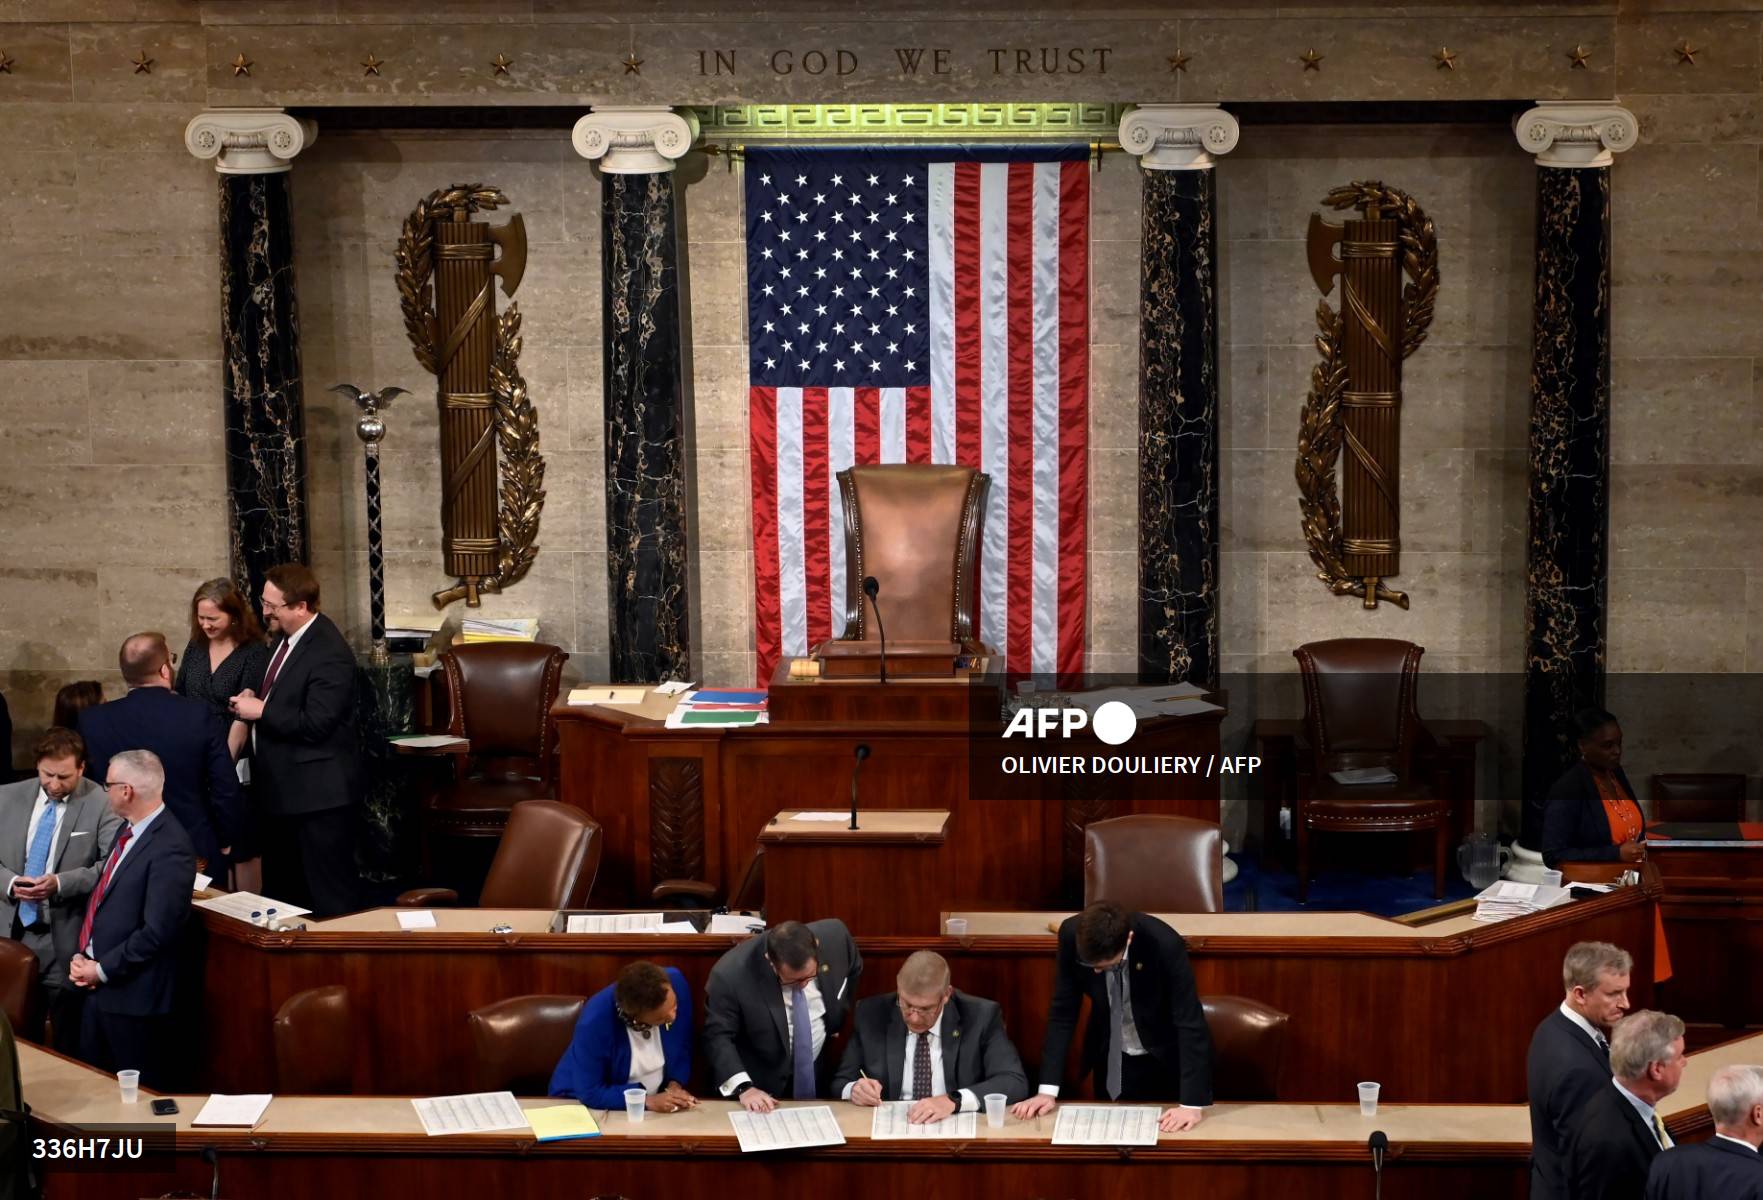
top-left (1011, 901), bottom-right (1213, 1132)
top-left (1529, 941), bottom-right (1633, 1200)
top-left (705, 919), bottom-right (861, 1112)
top-left (831, 950), bottom-right (1028, 1122)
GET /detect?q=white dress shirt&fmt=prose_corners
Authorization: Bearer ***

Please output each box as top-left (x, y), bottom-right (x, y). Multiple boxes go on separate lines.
top-left (1559, 1002), bottom-right (1609, 1051)
top-left (627, 1027), bottom-right (666, 1093)
top-left (9, 788), bottom-right (70, 895)
top-left (719, 976), bottom-right (826, 1094)
top-left (1614, 1078), bottom-right (1672, 1149)
top-left (840, 1014), bottom-right (979, 1112)
top-left (89, 804), bottom-right (165, 984)
top-left (1714, 1134), bottom-right (1760, 1153)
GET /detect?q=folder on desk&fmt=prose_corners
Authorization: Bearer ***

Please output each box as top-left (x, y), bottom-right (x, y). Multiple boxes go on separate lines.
top-left (528, 1103), bottom-right (601, 1141)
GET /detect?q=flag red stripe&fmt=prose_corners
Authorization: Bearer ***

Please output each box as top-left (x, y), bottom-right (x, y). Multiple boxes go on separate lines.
top-left (802, 387), bottom-right (832, 650)
top-left (953, 163), bottom-right (983, 471)
top-left (1005, 162), bottom-right (1036, 678)
top-left (750, 386), bottom-right (783, 685)
top-left (906, 386), bottom-right (932, 464)
top-left (854, 386), bottom-right (880, 466)
top-left (1056, 160), bottom-right (1089, 680)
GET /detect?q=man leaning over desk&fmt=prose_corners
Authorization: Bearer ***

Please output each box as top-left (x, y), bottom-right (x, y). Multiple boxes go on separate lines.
top-left (831, 949), bottom-right (1028, 1122)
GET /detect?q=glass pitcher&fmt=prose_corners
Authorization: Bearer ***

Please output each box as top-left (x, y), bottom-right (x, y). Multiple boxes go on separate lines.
top-left (1457, 833), bottom-right (1512, 890)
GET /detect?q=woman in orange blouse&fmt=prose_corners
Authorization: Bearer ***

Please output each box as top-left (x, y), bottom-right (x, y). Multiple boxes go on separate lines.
top-left (1542, 708), bottom-right (1646, 869)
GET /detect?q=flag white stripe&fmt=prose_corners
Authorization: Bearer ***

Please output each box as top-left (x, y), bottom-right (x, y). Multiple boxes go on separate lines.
top-left (775, 387), bottom-right (808, 657)
top-left (880, 387), bottom-right (907, 463)
top-left (826, 386), bottom-right (855, 634)
top-left (977, 162), bottom-right (1011, 657)
top-left (928, 163), bottom-right (957, 465)
top-left (1030, 163), bottom-right (1063, 677)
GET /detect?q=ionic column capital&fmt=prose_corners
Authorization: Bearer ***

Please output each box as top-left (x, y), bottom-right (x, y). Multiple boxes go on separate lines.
top-left (571, 106), bottom-right (700, 174)
top-left (1514, 101), bottom-right (1637, 168)
top-left (185, 108), bottom-right (315, 175)
top-left (1118, 103), bottom-right (1240, 171)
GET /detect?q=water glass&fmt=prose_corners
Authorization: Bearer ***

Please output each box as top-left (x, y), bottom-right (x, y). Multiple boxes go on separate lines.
top-left (1357, 1081), bottom-right (1380, 1117)
top-left (117, 1070), bottom-right (140, 1104)
top-left (984, 1093), bottom-right (1006, 1128)
top-left (624, 1087), bottom-right (647, 1123)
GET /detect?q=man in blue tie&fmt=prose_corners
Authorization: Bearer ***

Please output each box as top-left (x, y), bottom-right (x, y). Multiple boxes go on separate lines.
top-left (704, 919), bottom-right (862, 1113)
top-left (0, 729), bottom-right (123, 1052)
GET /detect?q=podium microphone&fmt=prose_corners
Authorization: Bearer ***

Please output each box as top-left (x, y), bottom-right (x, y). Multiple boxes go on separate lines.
top-left (850, 744), bottom-right (870, 831)
top-left (1368, 1130), bottom-right (1387, 1200)
top-left (863, 575), bottom-right (888, 684)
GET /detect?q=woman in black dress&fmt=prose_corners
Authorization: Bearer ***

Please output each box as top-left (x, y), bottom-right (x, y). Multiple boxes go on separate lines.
top-left (174, 577), bottom-right (271, 760)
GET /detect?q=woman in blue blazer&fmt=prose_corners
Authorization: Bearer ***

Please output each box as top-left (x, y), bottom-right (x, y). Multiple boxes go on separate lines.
top-left (549, 962), bottom-right (697, 1111)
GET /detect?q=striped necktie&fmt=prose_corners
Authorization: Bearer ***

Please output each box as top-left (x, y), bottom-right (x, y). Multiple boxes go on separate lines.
top-left (17, 799), bottom-right (61, 927)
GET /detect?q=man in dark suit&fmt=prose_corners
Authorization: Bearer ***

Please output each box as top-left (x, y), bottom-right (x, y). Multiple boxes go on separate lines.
top-left (1646, 1064), bottom-right (1763, 1199)
top-left (1011, 901), bottom-right (1213, 1133)
top-left (1563, 1009), bottom-right (1687, 1200)
top-left (67, 749), bottom-right (196, 1088)
top-left (229, 563), bottom-right (364, 918)
top-left (79, 632), bottom-right (244, 876)
top-left (1530, 941), bottom-right (1635, 1200)
top-left (832, 949), bottom-right (1028, 1121)
top-left (0, 728), bottom-right (123, 1053)
top-left (704, 919), bottom-right (862, 1112)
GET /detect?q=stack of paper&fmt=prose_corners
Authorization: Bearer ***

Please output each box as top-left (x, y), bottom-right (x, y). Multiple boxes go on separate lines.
top-left (195, 891), bottom-right (311, 924)
top-left (665, 689), bottom-right (770, 729)
top-left (1473, 880), bottom-right (1573, 923)
top-left (727, 1106), bottom-right (846, 1152)
top-left (1050, 1105), bottom-right (1161, 1146)
top-left (412, 1091), bottom-right (530, 1136)
top-left (388, 733), bottom-right (469, 750)
top-left (462, 617), bottom-right (539, 643)
top-left (870, 1102), bottom-right (977, 1139)
top-left (193, 1094), bottom-right (273, 1128)
top-left (566, 686), bottom-right (649, 707)
top-left (566, 912), bottom-right (666, 933)
top-left (705, 913), bottom-right (766, 936)
top-left (528, 1103), bottom-right (601, 1141)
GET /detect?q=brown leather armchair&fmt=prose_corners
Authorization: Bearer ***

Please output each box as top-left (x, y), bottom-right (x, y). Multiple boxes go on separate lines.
top-left (1082, 815), bottom-right (1224, 914)
top-left (652, 846), bottom-right (765, 912)
top-left (400, 799), bottom-right (602, 909)
top-left (831, 464), bottom-right (991, 656)
top-left (273, 985), bottom-right (352, 1094)
top-left (1202, 995), bottom-right (1290, 1101)
top-left (421, 641), bottom-right (570, 858)
top-left (1293, 638), bottom-right (1450, 901)
top-left (0, 939), bottom-right (44, 1043)
top-left (1651, 773), bottom-right (1748, 824)
top-left (467, 994), bottom-right (588, 1094)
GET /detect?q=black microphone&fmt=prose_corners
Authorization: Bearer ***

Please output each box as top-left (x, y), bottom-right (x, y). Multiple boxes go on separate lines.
top-left (850, 743), bottom-right (870, 830)
top-left (1368, 1130), bottom-right (1387, 1200)
top-left (863, 575), bottom-right (888, 684)
top-left (202, 1145), bottom-right (221, 1200)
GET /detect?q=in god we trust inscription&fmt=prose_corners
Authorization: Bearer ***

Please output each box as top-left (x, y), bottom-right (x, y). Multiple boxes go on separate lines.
top-left (693, 45), bottom-right (1115, 76)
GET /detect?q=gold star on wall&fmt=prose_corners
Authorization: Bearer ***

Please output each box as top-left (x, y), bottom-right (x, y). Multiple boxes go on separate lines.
top-left (361, 52), bottom-right (384, 77)
top-left (491, 53), bottom-right (514, 76)
top-left (1673, 41), bottom-right (1699, 65)
top-left (1567, 45), bottom-right (1592, 69)
top-left (0, 49), bottom-right (14, 74)
top-left (1166, 51), bottom-right (1190, 73)
top-left (622, 52), bottom-right (643, 75)
top-left (1433, 46), bottom-right (1458, 71)
top-left (231, 52), bottom-right (253, 78)
top-left (131, 50), bottom-right (154, 74)
top-left (1300, 48), bottom-right (1324, 71)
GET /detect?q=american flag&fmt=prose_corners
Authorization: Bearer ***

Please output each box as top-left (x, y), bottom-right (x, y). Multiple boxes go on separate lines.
top-left (745, 146), bottom-right (1090, 684)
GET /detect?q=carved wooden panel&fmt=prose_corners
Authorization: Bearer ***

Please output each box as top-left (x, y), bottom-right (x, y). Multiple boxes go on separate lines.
top-left (649, 757), bottom-right (706, 884)
top-left (1061, 780), bottom-right (1114, 903)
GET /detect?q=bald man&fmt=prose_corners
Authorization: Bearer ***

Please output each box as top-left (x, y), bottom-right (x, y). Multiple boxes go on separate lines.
top-left (79, 632), bottom-right (243, 875)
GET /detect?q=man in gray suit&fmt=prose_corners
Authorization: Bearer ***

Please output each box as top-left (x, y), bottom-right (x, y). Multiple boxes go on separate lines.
top-left (833, 949), bottom-right (1029, 1122)
top-left (0, 728), bottom-right (123, 1052)
top-left (705, 919), bottom-right (862, 1112)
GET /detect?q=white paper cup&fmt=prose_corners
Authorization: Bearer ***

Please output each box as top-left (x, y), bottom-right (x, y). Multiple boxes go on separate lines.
top-left (1357, 1081), bottom-right (1380, 1116)
top-left (1540, 869), bottom-right (1563, 887)
top-left (984, 1093), bottom-right (1006, 1128)
top-left (945, 918), bottom-right (968, 936)
top-left (624, 1087), bottom-right (647, 1123)
top-left (117, 1070), bottom-right (140, 1104)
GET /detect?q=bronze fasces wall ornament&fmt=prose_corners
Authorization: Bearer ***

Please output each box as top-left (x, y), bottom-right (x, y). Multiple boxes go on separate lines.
top-left (1295, 181), bottom-right (1437, 610)
top-left (395, 183), bottom-right (546, 610)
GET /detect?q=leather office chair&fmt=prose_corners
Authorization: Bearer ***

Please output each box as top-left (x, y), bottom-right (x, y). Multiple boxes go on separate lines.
top-left (0, 940), bottom-right (44, 1043)
top-left (1202, 995), bottom-right (1290, 1102)
top-left (273, 985), bottom-right (352, 1094)
top-left (1293, 638), bottom-right (1450, 901)
top-left (833, 464), bottom-right (991, 652)
top-left (420, 642), bottom-right (570, 858)
top-left (653, 846), bottom-right (765, 912)
top-left (1651, 773), bottom-right (1748, 824)
top-left (467, 994), bottom-right (588, 1094)
top-left (1082, 815), bottom-right (1224, 914)
top-left (400, 799), bottom-right (602, 908)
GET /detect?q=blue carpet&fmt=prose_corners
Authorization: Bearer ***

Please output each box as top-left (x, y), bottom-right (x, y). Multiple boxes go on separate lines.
top-left (1225, 851), bottom-right (1479, 917)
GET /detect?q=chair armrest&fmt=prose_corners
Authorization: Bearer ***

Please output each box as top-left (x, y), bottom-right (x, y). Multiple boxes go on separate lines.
top-left (652, 880), bottom-right (720, 904)
top-left (396, 887), bottom-right (460, 907)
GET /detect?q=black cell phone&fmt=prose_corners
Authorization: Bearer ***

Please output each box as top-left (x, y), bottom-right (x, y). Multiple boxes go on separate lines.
top-left (150, 1099), bottom-right (179, 1116)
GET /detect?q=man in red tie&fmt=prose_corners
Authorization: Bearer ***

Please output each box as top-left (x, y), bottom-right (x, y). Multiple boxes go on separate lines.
top-left (228, 563), bottom-right (364, 918)
top-left (67, 749), bottom-right (196, 1087)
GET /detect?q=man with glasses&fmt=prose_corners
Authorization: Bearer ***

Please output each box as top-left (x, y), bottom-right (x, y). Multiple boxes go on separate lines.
top-left (1011, 900), bottom-right (1213, 1132)
top-left (704, 918), bottom-right (862, 1112)
top-left (0, 728), bottom-right (122, 1053)
top-left (831, 949), bottom-right (1027, 1122)
top-left (79, 632), bottom-right (243, 880)
top-left (229, 563), bottom-right (364, 917)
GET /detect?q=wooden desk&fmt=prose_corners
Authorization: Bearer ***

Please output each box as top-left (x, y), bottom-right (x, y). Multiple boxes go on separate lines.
top-left (555, 675), bottom-right (1224, 910)
top-left (24, 1036), bottom-right (1748, 1199)
top-left (760, 809), bottom-right (950, 937)
top-left (1648, 837), bottom-right (1763, 1037)
top-left (192, 877), bottom-right (1657, 1102)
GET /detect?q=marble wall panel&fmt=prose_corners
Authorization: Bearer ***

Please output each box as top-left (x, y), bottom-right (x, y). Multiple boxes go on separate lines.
top-left (1614, 12), bottom-right (1761, 96)
top-left (69, 22), bottom-right (206, 104)
top-left (0, 24), bottom-right (74, 101)
top-left (1610, 357), bottom-right (1763, 465)
top-left (1607, 567), bottom-right (1749, 674)
top-left (0, 361), bottom-right (90, 467)
top-left (0, 251), bottom-right (218, 361)
top-left (0, 569), bottom-right (103, 673)
top-left (88, 360), bottom-right (225, 465)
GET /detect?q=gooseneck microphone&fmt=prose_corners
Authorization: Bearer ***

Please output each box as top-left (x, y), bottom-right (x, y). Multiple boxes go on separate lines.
top-left (863, 575), bottom-right (888, 684)
top-left (850, 744), bottom-right (870, 831)
top-left (1368, 1130), bottom-right (1387, 1200)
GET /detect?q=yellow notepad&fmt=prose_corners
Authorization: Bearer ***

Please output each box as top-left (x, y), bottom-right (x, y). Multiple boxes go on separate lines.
top-left (527, 1103), bottom-right (601, 1141)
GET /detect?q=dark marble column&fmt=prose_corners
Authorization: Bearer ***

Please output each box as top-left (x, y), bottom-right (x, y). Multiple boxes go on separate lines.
top-left (188, 112), bottom-right (316, 603)
top-left (1513, 106), bottom-right (1635, 850)
top-left (1120, 106), bottom-right (1239, 688)
top-left (575, 108), bottom-right (699, 683)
